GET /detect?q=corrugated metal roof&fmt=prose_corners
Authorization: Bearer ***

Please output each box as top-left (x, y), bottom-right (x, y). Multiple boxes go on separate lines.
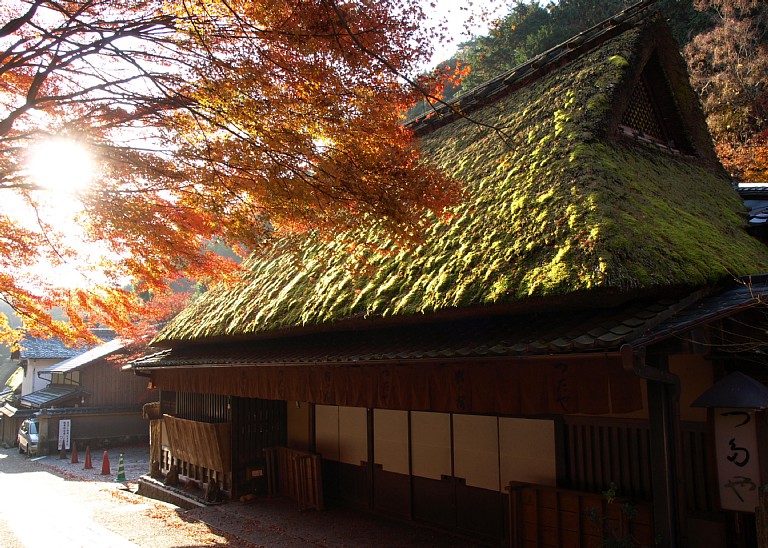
top-left (20, 384), bottom-right (82, 409)
top-left (634, 278), bottom-right (768, 345)
top-left (134, 279), bottom-right (768, 370)
top-left (39, 338), bottom-right (127, 375)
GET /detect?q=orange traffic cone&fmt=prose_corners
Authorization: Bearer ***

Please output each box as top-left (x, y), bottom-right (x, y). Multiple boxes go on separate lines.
top-left (71, 441), bottom-right (78, 464)
top-left (84, 446), bottom-right (93, 470)
top-left (100, 450), bottom-right (111, 475)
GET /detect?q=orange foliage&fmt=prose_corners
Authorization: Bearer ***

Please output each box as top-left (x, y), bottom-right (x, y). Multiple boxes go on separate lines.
top-left (0, 0), bottom-right (462, 343)
top-left (716, 133), bottom-right (768, 182)
top-left (684, 0), bottom-right (768, 182)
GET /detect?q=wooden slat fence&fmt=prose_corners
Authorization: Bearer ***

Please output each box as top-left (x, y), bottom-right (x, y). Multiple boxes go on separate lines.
top-left (265, 446), bottom-right (323, 511)
top-left (163, 414), bottom-right (232, 492)
top-left (508, 482), bottom-right (654, 548)
top-left (563, 417), bottom-right (652, 500)
top-left (149, 419), bottom-right (162, 469)
top-left (176, 392), bottom-right (230, 423)
top-left (679, 421), bottom-right (718, 513)
top-left (562, 417), bottom-right (715, 513)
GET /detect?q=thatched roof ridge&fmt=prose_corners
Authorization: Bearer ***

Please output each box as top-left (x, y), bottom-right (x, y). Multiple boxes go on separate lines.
top-left (154, 15), bottom-right (768, 346)
top-left (408, 0), bottom-right (657, 135)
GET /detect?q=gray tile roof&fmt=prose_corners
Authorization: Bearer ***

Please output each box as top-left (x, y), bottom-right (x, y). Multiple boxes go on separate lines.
top-left (16, 329), bottom-right (116, 360)
top-left (133, 278), bottom-right (768, 370)
top-left (17, 337), bottom-right (85, 360)
top-left (738, 185), bottom-right (768, 227)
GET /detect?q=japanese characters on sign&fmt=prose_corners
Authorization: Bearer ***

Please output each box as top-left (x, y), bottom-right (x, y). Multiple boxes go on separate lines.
top-left (58, 419), bottom-right (71, 451)
top-left (714, 409), bottom-right (760, 513)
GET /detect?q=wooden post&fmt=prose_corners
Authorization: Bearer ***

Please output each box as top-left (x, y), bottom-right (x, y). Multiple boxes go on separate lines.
top-left (507, 482), bottom-right (528, 548)
top-left (647, 363), bottom-right (683, 547)
top-left (757, 411), bottom-right (768, 547)
top-left (758, 486), bottom-right (768, 548)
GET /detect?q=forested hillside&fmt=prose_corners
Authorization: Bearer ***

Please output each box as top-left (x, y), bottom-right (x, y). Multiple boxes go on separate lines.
top-left (413, 0), bottom-right (767, 182)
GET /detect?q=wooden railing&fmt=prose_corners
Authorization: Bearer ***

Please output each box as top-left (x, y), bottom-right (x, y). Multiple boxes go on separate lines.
top-left (161, 414), bottom-right (232, 493)
top-left (264, 446), bottom-right (323, 511)
top-left (508, 482), bottom-right (653, 548)
top-left (160, 446), bottom-right (230, 493)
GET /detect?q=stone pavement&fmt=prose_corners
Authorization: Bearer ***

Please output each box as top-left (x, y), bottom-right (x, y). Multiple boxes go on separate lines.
top-left (37, 443), bottom-right (489, 547)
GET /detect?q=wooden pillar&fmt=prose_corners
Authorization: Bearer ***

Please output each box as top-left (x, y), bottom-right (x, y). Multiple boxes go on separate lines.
top-left (758, 486), bottom-right (768, 548)
top-left (646, 355), bottom-right (684, 547)
top-left (757, 412), bottom-right (768, 548)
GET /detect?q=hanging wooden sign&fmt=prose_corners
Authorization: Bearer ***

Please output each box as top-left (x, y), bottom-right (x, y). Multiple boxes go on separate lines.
top-left (714, 408), bottom-right (760, 513)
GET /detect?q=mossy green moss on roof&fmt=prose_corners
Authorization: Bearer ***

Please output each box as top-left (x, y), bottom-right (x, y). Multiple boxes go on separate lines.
top-left (155, 24), bottom-right (768, 344)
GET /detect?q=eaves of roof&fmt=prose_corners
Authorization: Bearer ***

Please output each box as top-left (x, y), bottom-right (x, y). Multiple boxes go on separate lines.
top-left (633, 276), bottom-right (768, 346)
top-left (37, 404), bottom-right (142, 417)
top-left (134, 279), bottom-right (768, 371)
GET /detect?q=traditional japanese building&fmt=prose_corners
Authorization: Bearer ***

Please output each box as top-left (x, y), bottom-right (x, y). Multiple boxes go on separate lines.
top-left (132, 3), bottom-right (768, 546)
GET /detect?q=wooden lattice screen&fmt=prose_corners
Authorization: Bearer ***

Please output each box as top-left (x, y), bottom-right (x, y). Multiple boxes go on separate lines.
top-left (621, 77), bottom-right (666, 141)
top-left (265, 446), bottom-right (324, 511)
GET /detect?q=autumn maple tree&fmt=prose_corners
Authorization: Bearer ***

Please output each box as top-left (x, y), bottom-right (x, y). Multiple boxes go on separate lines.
top-left (0, 0), bottom-right (460, 344)
top-left (684, 0), bottom-right (768, 181)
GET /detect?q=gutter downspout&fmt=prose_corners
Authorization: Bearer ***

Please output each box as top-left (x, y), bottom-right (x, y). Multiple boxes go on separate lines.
top-left (621, 343), bottom-right (683, 548)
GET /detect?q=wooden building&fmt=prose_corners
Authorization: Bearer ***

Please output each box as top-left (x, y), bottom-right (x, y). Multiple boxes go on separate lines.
top-left (9, 338), bottom-right (156, 453)
top-left (0, 332), bottom-right (104, 448)
top-left (132, 4), bottom-right (768, 547)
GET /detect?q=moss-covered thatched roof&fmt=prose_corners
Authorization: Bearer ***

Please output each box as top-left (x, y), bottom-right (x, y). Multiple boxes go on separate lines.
top-left (154, 14), bottom-right (768, 346)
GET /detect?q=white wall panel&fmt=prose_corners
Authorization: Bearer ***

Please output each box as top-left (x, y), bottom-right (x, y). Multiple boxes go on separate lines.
top-left (411, 411), bottom-right (451, 480)
top-left (499, 417), bottom-right (556, 487)
top-left (338, 406), bottom-right (368, 465)
top-left (315, 404), bottom-right (339, 461)
top-left (453, 414), bottom-right (499, 491)
top-left (373, 409), bottom-right (409, 474)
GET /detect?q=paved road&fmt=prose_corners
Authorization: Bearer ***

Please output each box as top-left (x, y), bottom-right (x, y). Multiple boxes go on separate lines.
top-left (0, 447), bottom-right (232, 547)
top-left (1, 445), bottom-right (485, 547)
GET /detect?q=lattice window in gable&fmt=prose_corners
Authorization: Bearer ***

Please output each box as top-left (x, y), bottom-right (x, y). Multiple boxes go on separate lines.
top-left (616, 51), bottom-right (693, 153)
top-left (621, 77), bottom-right (666, 142)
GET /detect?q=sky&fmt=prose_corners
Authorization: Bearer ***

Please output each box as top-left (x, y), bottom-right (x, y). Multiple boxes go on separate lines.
top-left (425, 0), bottom-right (507, 66)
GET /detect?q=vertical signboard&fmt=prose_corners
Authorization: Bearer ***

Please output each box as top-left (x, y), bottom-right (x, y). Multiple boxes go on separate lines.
top-left (58, 419), bottom-right (71, 451)
top-left (715, 409), bottom-right (760, 512)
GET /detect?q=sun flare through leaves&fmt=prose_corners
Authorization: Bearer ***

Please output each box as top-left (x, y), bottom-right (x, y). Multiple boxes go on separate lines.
top-left (26, 139), bottom-right (96, 194)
